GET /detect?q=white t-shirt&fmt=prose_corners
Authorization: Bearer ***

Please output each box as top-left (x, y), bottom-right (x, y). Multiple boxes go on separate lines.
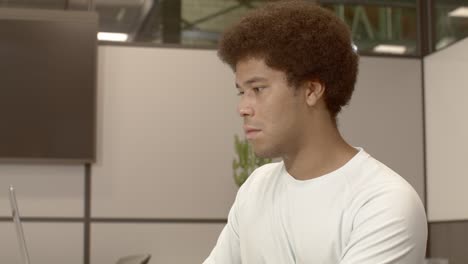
top-left (204, 148), bottom-right (427, 264)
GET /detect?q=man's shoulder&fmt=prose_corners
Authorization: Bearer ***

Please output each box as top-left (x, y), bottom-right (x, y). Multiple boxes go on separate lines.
top-left (347, 152), bottom-right (414, 192)
top-left (346, 153), bottom-right (424, 215)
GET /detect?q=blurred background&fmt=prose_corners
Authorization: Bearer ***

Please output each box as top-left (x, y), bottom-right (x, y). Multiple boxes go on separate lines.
top-left (0, 0), bottom-right (467, 264)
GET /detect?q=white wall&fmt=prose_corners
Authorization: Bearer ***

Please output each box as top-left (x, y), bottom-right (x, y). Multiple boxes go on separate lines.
top-left (425, 38), bottom-right (468, 221)
top-left (91, 46), bottom-right (242, 219)
top-left (89, 46), bottom-right (241, 264)
top-left (0, 222), bottom-right (83, 264)
top-left (340, 57), bottom-right (425, 201)
top-left (0, 164), bottom-right (84, 217)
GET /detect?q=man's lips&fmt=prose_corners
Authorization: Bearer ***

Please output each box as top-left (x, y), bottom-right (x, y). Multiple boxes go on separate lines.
top-left (243, 125), bottom-right (261, 133)
top-left (243, 125), bottom-right (262, 139)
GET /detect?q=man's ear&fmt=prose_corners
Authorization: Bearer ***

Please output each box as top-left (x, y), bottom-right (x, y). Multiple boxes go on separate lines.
top-left (303, 80), bottom-right (325, 107)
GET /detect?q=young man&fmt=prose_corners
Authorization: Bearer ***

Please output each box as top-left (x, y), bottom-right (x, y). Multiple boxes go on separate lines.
top-left (204, 1), bottom-right (427, 263)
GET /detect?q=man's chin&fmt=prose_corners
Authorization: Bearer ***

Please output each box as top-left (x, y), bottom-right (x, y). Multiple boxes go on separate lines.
top-left (252, 147), bottom-right (278, 159)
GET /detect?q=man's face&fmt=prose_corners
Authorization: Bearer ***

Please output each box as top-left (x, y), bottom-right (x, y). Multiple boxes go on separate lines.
top-left (235, 58), bottom-right (306, 158)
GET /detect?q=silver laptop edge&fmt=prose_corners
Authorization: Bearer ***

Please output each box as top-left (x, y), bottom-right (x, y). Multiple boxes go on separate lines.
top-left (9, 185), bottom-right (31, 264)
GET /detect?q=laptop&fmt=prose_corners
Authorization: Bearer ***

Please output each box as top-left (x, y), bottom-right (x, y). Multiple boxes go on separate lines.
top-left (9, 185), bottom-right (31, 264)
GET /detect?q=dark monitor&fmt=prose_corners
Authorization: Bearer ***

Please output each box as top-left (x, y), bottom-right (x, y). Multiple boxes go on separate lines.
top-left (0, 8), bottom-right (98, 163)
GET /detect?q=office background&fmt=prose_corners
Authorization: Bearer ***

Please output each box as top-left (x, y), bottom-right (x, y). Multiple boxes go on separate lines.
top-left (0, 0), bottom-right (467, 263)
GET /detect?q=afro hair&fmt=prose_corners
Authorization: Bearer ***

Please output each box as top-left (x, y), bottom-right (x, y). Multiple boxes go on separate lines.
top-left (218, 0), bottom-right (359, 118)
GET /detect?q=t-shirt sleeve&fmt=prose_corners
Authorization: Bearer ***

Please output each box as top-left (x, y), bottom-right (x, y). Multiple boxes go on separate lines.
top-left (202, 182), bottom-right (246, 264)
top-left (339, 184), bottom-right (428, 264)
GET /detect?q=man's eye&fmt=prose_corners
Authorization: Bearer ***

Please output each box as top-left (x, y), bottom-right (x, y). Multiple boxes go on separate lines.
top-left (237, 91), bottom-right (244, 96)
top-left (253, 87), bottom-right (265, 93)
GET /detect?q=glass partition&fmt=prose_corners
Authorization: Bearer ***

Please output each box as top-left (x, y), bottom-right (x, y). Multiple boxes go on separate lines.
top-left (321, 2), bottom-right (418, 55)
top-left (1, 0), bottom-right (467, 56)
top-left (433, 1), bottom-right (468, 50)
top-left (180, 0), bottom-right (266, 46)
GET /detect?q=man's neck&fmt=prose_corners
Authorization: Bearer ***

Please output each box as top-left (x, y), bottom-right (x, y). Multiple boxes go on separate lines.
top-left (282, 120), bottom-right (358, 181)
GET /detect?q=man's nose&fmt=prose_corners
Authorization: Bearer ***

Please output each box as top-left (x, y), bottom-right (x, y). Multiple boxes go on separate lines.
top-left (239, 107), bottom-right (254, 117)
top-left (237, 97), bottom-right (254, 117)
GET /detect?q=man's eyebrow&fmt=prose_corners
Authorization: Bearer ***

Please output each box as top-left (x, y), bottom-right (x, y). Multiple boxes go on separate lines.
top-left (235, 76), bottom-right (268, 88)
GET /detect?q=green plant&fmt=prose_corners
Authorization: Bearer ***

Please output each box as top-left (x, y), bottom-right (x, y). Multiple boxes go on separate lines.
top-left (232, 134), bottom-right (272, 187)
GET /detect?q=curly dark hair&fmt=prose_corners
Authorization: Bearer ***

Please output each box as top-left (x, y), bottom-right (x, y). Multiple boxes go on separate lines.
top-left (218, 0), bottom-right (359, 119)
